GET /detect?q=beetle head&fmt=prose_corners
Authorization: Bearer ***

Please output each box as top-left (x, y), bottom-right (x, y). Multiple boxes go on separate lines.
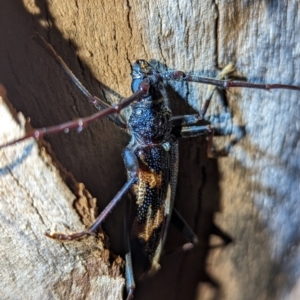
top-left (131, 60), bottom-right (159, 93)
top-left (132, 60), bottom-right (153, 79)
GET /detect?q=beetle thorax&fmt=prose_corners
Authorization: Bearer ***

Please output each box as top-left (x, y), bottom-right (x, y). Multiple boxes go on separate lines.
top-left (128, 100), bottom-right (172, 145)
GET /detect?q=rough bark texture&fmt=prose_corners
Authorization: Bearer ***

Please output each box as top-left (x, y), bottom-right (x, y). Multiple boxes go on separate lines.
top-left (0, 86), bottom-right (124, 300)
top-left (0, 1), bottom-right (300, 300)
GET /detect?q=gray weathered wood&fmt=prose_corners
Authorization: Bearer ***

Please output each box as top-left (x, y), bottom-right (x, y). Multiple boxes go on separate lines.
top-left (0, 1), bottom-right (299, 299)
top-left (0, 86), bottom-right (124, 300)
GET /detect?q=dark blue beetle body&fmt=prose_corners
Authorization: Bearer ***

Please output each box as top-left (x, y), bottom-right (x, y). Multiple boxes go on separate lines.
top-left (124, 60), bottom-right (179, 277)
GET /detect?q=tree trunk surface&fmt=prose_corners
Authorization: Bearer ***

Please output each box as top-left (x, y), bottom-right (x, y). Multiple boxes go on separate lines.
top-left (0, 1), bottom-right (299, 300)
top-left (0, 86), bottom-right (124, 300)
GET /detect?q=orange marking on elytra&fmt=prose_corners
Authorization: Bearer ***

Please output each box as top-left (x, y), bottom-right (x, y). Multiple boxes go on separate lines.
top-left (135, 169), bottom-right (162, 206)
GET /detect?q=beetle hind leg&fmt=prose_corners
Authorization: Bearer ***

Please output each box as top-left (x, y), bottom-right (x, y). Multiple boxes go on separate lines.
top-left (164, 209), bottom-right (232, 256)
top-left (124, 250), bottom-right (135, 300)
top-left (163, 208), bottom-right (199, 256)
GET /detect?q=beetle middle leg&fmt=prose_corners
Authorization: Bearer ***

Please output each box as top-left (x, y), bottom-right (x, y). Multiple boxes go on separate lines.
top-left (46, 148), bottom-right (139, 240)
top-left (163, 64), bottom-right (238, 255)
top-left (171, 62), bottom-right (239, 158)
top-left (45, 175), bottom-right (137, 240)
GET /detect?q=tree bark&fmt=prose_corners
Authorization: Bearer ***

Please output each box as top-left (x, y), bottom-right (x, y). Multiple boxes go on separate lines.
top-left (0, 86), bottom-right (124, 300)
top-left (0, 1), bottom-right (299, 300)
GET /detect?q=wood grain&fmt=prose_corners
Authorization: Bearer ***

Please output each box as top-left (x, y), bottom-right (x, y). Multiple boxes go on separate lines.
top-left (0, 1), bottom-right (299, 299)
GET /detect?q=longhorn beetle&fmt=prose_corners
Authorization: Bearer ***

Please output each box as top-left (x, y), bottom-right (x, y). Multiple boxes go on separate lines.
top-left (1, 33), bottom-right (300, 299)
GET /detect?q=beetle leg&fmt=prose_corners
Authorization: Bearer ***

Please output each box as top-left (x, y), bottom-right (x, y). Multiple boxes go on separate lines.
top-left (172, 208), bottom-right (199, 246)
top-left (121, 147), bottom-right (141, 299)
top-left (170, 62), bottom-right (235, 134)
top-left (164, 63), bottom-right (236, 118)
top-left (170, 63), bottom-right (237, 156)
top-left (162, 208), bottom-right (198, 256)
top-left (165, 209), bottom-right (232, 256)
top-left (125, 248), bottom-right (135, 300)
top-left (46, 171), bottom-right (138, 240)
top-left (169, 63), bottom-right (250, 155)
top-left (199, 62), bottom-right (236, 118)
top-left (171, 113), bottom-right (245, 157)
top-left (124, 202), bottom-right (135, 300)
